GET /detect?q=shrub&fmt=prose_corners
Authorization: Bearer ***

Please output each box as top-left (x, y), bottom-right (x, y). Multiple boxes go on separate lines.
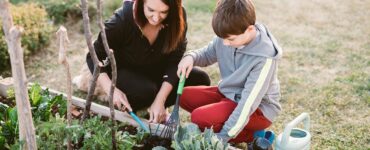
top-left (35, 0), bottom-right (97, 24)
top-left (9, 0), bottom-right (96, 24)
top-left (0, 3), bottom-right (52, 74)
top-left (103, 0), bottom-right (123, 19)
top-left (8, 0), bottom-right (27, 4)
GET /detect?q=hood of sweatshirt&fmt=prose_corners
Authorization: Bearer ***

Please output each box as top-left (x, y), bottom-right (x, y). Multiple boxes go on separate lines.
top-left (237, 23), bottom-right (282, 59)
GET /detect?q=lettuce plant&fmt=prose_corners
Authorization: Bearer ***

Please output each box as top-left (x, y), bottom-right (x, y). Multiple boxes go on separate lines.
top-left (172, 123), bottom-right (229, 150)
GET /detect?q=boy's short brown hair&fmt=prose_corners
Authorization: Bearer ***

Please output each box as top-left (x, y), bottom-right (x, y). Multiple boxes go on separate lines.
top-left (212, 0), bottom-right (256, 38)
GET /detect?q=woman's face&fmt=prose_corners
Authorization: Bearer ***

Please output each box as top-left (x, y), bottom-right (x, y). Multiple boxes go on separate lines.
top-left (143, 0), bottom-right (169, 26)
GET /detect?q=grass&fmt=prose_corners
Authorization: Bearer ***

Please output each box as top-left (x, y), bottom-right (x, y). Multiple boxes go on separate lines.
top-left (18, 0), bottom-right (370, 149)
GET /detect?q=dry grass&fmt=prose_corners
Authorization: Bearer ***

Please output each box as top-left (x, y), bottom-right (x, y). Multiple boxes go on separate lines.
top-left (24, 0), bottom-right (369, 149)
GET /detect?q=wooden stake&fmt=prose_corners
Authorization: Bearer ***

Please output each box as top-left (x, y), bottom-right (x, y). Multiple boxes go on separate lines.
top-left (97, 0), bottom-right (118, 148)
top-left (0, 0), bottom-right (37, 149)
top-left (80, 0), bottom-right (102, 122)
top-left (56, 26), bottom-right (72, 150)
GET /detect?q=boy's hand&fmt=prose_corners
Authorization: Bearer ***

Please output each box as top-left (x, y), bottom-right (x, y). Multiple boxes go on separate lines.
top-left (177, 55), bottom-right (194, 78)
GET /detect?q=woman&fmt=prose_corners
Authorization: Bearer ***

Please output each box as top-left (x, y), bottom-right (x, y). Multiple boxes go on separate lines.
top-left (86, 0), bottom-right (210, 123)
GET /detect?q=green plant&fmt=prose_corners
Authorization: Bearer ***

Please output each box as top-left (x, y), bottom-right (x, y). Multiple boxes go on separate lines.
top-left (0, 134), bottom-right (5, 149)
top-left (36, 115), bottom-right (146, 149)
top-left (16, 84), bottom-right (66, 122)
top-left (1, 83), bottom-right (147, 149)
top-left (0, 3), bottom-right (52, 74)
top-left (103, 0), bottom-right (123, 19)
top-left (172, 123), bottom-right (229, 150)
top-left (9, 0), bottom-right (28, 4)
top-left (36, 115), bottom-right (84, 149)
top-left (0, 102), bottom-right (9, 121)
top-left (35, 0), bottom-right (97, 24)
top-left (0, 103), bottom-right (18, 148)
top-left (0, 83), bottom-right (67, 149)
top-left (6, 88), bottom-right (15, 103)
top-left (80, 116), bottom-right (144, 150)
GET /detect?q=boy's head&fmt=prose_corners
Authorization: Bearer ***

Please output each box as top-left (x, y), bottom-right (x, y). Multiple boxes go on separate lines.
top-left (212, 0), bottom-right (256, 47)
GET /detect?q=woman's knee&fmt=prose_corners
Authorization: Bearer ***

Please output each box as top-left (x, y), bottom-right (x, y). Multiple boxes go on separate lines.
top-left (115, 69), bottom-right (158, 99)
top-left (129, 84), bottom-right (158, 101)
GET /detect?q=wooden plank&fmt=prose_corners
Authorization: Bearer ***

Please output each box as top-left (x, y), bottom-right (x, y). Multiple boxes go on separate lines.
top-left (0, 79), bottom-right (149, 127)
top-left (46, 87), bottom-right (150, 127)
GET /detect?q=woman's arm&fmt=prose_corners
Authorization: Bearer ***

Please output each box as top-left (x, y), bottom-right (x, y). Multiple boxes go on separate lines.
top-left (86, 4), bottom-right (133, 111)
top-left (98, 73), bottom-right (133, 112)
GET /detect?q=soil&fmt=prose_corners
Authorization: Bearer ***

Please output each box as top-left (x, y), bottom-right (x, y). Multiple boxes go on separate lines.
top-left (116, 124), bottom-right (174, 150)
top-left (118, 124), bottom-right (138, 135)
top-left (135, 135), bottom-right (174, 150)
top-left (0, 96), bottom-right (15, 107)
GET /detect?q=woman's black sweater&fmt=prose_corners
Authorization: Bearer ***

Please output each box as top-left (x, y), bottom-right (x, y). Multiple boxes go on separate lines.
top-left (86, 1), bottom-right (187, 86)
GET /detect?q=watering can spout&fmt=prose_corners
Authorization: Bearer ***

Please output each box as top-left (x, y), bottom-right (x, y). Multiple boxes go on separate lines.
top-left (275, 113), bottom-right (311, 150)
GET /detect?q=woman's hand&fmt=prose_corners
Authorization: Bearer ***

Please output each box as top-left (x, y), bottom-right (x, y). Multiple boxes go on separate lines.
top-left (177, 55), bottom-right (194, 78)
top-left (97, 73), bottom-right (133, 112)
top-left (113, 88), bottom-right (133, 112)
top-left (147, 100), bottom-right (168, 123)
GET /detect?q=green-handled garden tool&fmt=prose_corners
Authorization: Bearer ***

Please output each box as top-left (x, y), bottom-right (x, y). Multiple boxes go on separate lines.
top-left (158, 74), bottom-right (186, 138)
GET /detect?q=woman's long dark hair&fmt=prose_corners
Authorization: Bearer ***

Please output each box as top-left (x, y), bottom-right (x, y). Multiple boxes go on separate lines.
top-left (134, 0), bottom-right (185, 54)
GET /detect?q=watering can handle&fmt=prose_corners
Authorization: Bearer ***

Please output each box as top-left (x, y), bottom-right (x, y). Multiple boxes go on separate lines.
top-left (281, 112), bottom-right (310, 147)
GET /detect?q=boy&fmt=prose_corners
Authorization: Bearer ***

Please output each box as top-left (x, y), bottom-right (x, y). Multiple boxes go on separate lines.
top-left (177, 0), bottom-right (282, 143)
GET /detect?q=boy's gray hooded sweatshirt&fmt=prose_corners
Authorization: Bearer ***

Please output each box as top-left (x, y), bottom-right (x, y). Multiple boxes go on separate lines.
top-left (186, 24), bottom-right (282, 142)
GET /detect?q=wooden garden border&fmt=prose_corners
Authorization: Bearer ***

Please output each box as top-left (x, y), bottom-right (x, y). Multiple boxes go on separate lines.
top-left (0, 78), bottom-right (157, 130)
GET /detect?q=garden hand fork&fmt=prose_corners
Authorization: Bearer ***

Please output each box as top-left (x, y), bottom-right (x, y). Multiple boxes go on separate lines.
top-left (158, 74), bottom-right (186, 138)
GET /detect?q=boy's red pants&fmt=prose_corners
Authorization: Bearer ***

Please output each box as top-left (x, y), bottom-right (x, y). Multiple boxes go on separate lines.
top-left (180, 86), bottom-right (271, 143)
